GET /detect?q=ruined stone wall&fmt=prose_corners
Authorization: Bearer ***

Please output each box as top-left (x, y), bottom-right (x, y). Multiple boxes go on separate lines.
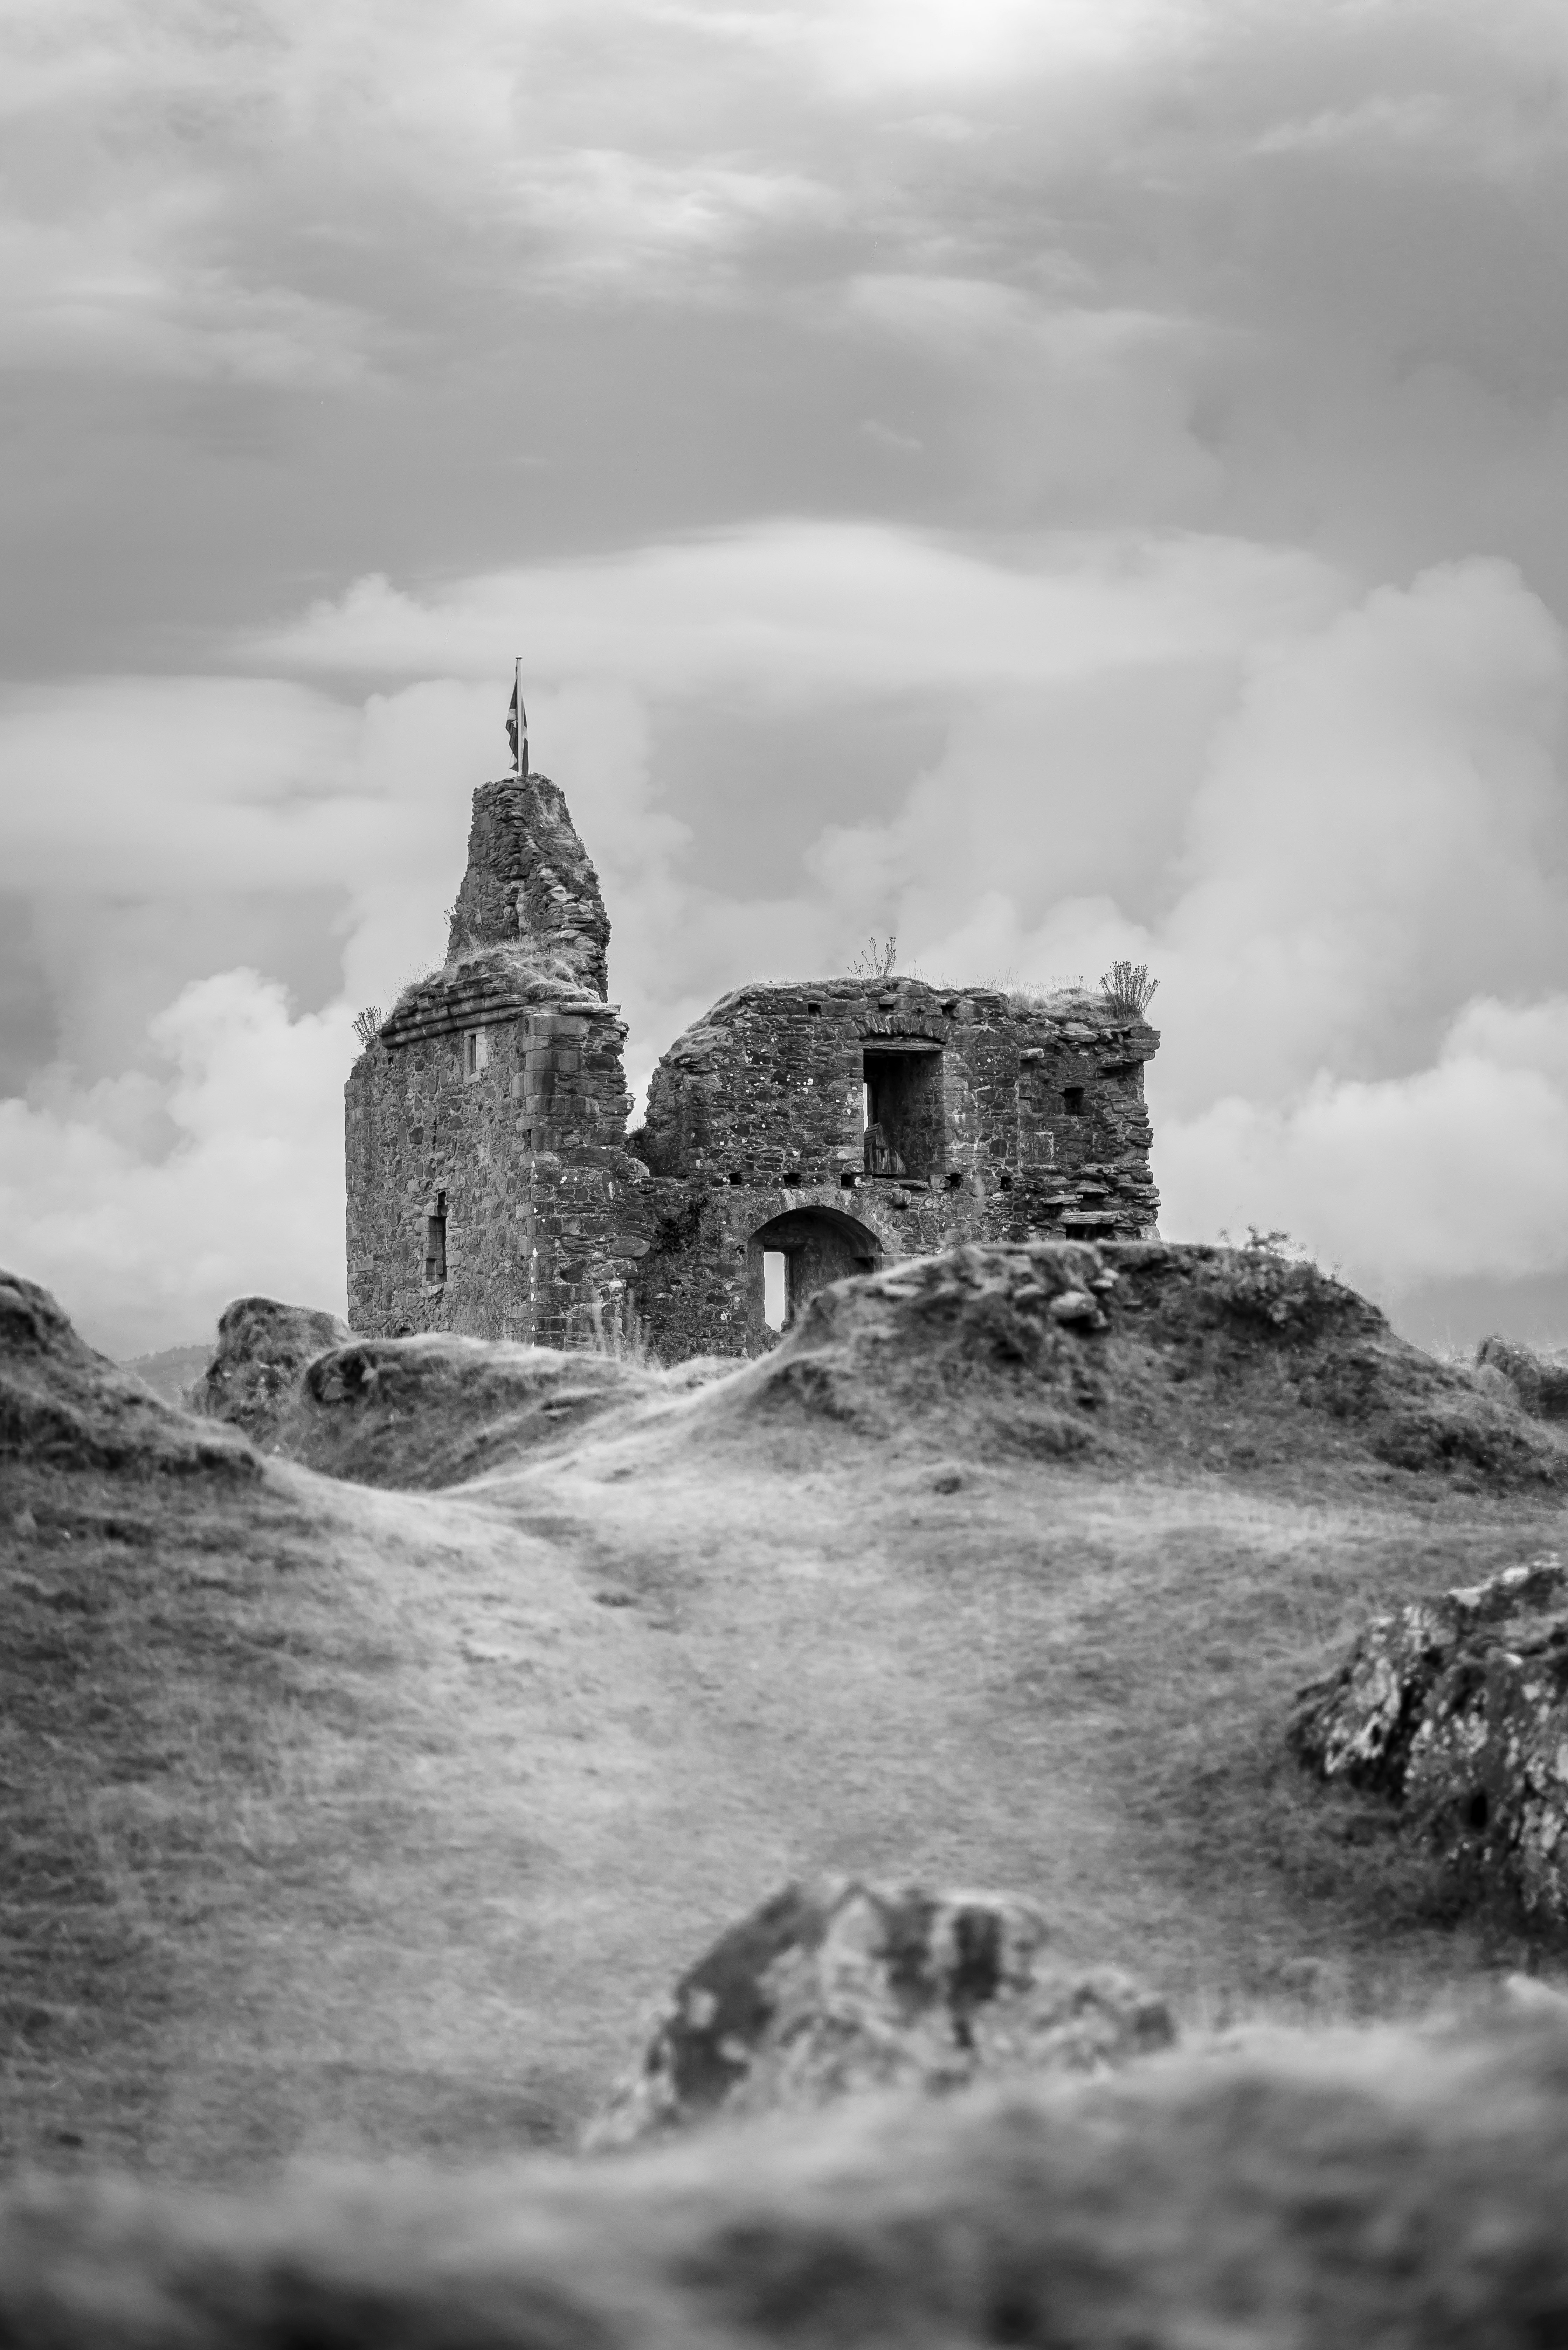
top-left (627, 977), bottom-right (1159, 1361)
top-left (348, 774), bottom-right (1161, 1366)
top-left (640, 978), bottom-right (1156, 1210)
top-left (443, 775), bottom-right (610, 999)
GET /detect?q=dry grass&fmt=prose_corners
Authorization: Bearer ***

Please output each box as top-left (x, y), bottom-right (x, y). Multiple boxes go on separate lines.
top-left (6, 1324), bottom-right (1568, 2185)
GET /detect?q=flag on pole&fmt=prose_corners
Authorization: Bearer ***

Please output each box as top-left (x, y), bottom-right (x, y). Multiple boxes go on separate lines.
top-left (506, 663), bottom-right (527, 777)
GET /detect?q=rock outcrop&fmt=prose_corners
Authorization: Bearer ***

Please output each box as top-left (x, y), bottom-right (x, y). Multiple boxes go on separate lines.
top-left (190, 1296), bottom-right (351, 1448)
top-left (585, 1875), bottom-right (1174, 2149)
top-left (1292, 1557), bottom-right (1568, 1926)
top-left (1476, 1335), bottom-right (1568, 1423)
top-left (725, 1239), bottom-right (1568, 1487)
top-left (0, 1270), bottom-right (253, 1479)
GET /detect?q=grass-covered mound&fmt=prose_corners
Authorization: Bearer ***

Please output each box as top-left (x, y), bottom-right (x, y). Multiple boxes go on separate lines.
top-left (286, 1332), bottom-right (664, 1487)
top-left (725, 1239), bottom-right (1568, 1490)
top-left (1, 1272), bottom-right (253, 1479)
top-left (7, 1259), bottom-right (1568, 2192)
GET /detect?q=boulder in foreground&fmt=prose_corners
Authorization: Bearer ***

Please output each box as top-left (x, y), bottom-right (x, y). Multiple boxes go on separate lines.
top-left (1292, 1556), bottom-right (1568, 1926)
top-left (586, 1874), bottom-right (1174, 2149)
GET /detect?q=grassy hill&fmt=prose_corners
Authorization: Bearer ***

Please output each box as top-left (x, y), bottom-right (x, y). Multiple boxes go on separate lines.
top-left (4, 1248), bottom-right (1566, 2184)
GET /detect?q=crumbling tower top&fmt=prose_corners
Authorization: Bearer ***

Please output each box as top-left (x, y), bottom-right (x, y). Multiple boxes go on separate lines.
top-left (444, 775), bottom-right (610, 1001)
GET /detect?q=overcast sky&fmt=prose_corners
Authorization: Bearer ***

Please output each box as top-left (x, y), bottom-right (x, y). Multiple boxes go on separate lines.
top-left (4, 0), bottom-right (1568, 1359)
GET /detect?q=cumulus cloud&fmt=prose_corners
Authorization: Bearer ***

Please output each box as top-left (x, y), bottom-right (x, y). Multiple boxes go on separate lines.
top-left (1160, 998), bottom-right (1568, 1297)
top-left (0, 970), bottom-right (348, 1359)
top-left (254, 523), bottom-right (1338, 695)
top-left (845, 559), bottom-right (1568, 1308)
top-left (11, 532), bottom-right (1568, 1346)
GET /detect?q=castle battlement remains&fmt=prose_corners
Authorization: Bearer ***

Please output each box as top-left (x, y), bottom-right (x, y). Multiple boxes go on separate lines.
top-left (346, 774), bottom-right (1160, 1356)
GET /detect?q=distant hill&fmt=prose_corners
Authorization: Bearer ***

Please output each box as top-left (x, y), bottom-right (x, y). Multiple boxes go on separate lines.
top-left (116, 1341), bottom-right (210, 1407)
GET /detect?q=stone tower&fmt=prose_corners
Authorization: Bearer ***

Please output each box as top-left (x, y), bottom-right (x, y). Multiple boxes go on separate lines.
top-left (344, 776), bottom-right (647, 1346)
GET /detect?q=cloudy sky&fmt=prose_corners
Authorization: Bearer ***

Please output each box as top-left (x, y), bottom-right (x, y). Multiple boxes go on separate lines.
top-left (4, 0), bottom-right (1568, 1359)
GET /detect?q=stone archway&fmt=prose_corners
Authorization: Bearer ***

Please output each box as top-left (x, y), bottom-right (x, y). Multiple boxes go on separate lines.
top-left (749, 1205), bottom-right (882, 1342)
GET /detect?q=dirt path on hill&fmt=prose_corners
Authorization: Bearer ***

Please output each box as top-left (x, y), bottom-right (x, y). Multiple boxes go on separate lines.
top-left (113, 1431), bottom-right (1567, 2181)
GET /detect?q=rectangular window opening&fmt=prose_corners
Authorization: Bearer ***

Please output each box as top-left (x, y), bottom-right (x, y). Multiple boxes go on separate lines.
top-left (424, 1191), bottom-right (447, 1285)
top-left (1063, 1086), bottom-right (1085, 1115)
top-left (762, 1250), bottom-right (788, 1331)
top-left (862, 1045), bottom-right (945, 1180)
top-left (464, 1029), bottom-right (489, 1079)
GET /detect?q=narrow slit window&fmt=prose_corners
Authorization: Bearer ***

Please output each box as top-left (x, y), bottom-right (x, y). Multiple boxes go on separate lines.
top-left (464, 1029), bottom-right (489, 1079)
top-left (762, 1250), bottom-right (788, 1331)
top-left (424, 1191), bottom-right (447, 1285)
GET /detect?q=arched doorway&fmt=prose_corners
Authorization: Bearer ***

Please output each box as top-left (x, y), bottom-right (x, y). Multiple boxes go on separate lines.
top-left (749, 1205), bottom-right (882, 1342)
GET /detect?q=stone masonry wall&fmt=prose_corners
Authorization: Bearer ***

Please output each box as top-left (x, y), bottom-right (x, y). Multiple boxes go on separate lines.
top-left (443, 775), bottom-right (610, 999)
top-left (627, 977), bottom-right (1159, 1361)
top-left (346, 971), bottom-right (651, 1345)
top-left (347, 770), bottom-right (641, 1344)
top-left (640, 978), bottom-right (1156, 1208)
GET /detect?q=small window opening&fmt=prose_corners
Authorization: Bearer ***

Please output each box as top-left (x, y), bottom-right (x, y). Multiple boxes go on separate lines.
top-left (782, 1168), bottom-right (803, 1187)
top-left (998, 1174), bottom-right (1014, 1192)
top-left (763, 1250), bottom-right (788, 1331)
top-left (464, 1029), bottom-right (489, 1079)
top-left (946, 1170), bottom-right (964, 1192)
top-left (840, 1170), bottom-right (858, 1190)
top-left (728, 1170), bottom-right (745, 1185)
top-left (424, 1191), bottom-right (447, 1285)
top-left (1063, 1086), bottom-right (1084, 1115)
top-left (807, 1000), bottom-right (822, 1018)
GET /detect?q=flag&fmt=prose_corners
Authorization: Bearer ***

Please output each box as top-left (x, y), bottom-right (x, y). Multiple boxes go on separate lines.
top-left (506, 677), bottom-right (525, 765)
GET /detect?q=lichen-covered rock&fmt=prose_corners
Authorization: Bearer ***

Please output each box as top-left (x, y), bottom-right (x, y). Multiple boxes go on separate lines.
top-left (1292, 1557), bottom-right (1568, 1924)
top-left (584, 1875), bottom-right (1175, 2150)
top-left (191, 1296), bottom-right (352, 1448)
top-left (1477, 1336), bottom-right (1568, 1423)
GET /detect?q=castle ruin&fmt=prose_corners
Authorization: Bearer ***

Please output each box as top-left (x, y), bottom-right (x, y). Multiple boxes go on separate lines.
top-left (345, 773), bottom-right (1161, 1358)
